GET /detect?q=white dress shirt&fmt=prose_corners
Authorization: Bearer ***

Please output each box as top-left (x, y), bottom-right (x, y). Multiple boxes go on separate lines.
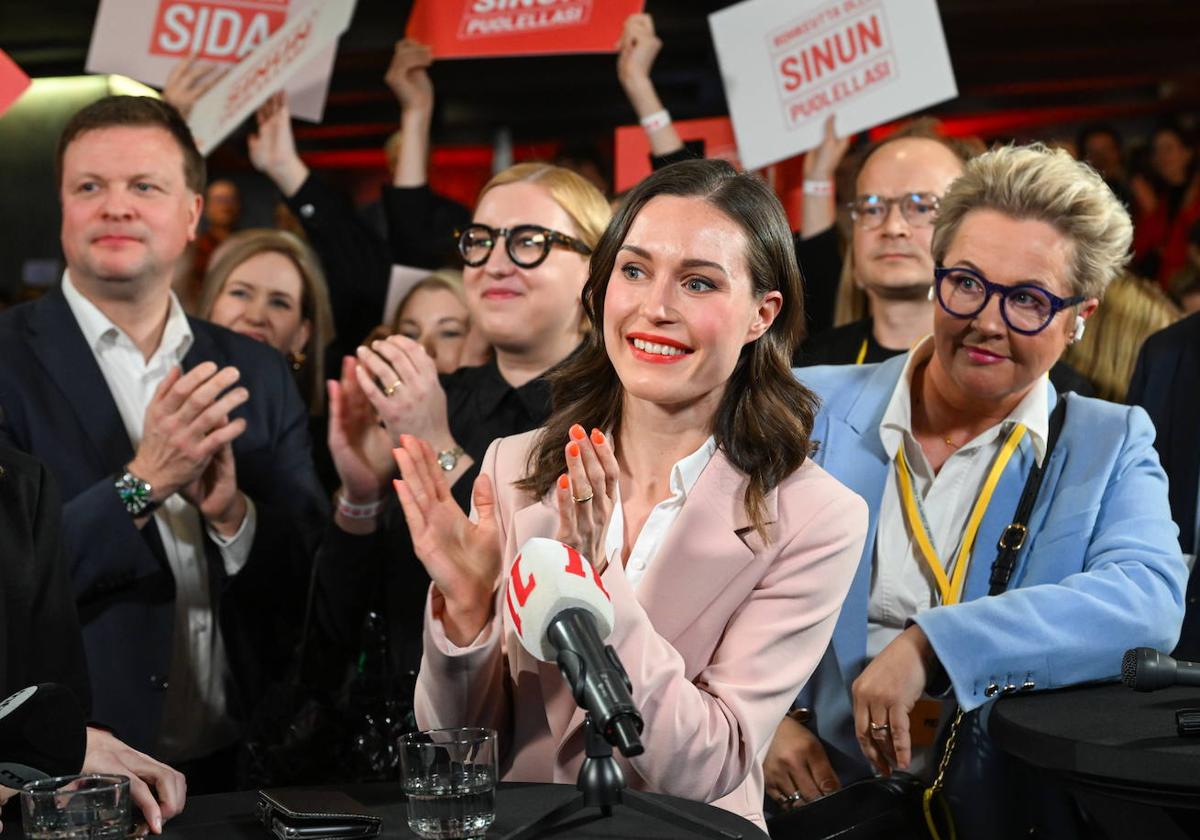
top-left (62, 274), bottom-right (256, 762)
top-left (603, 436), bottom-right (717, 588)
top-left (868, 339), bottom-right (1048, 775)
top-left (869, 338), bottom-right (1049, 660)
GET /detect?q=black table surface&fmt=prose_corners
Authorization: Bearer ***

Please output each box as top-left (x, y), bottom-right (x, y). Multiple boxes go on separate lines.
top-left (3, 782), bottom-right (768, 840)
top-left (989, 682), bottom-right (1200, 795)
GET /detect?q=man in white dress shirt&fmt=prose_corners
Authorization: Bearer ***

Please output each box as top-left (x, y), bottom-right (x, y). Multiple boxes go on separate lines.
top-left (0, 96), bottom-right (326, 798)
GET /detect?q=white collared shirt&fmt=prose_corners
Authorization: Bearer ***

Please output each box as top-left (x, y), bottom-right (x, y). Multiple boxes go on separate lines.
top-left (603, 436), bottom-right (717, 588)
top-left (869, 337), bottom-right (1049, 660)
top-left (62, 273), bottom-right (255, 762)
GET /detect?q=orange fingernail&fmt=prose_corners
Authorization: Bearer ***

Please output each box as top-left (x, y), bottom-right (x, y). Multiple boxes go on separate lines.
top-left (569, 423), bottom-right (586, 441)
top-left (568, 442), bottom-right (580, 458)
top-left (591, 429), bottom-right (605, 445)
top-left (558, 474), bottom-right (569, 490)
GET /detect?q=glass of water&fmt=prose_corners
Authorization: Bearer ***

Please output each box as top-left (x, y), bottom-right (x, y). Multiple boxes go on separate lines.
top-left (400, 727), bottom-right (497, 839)
top-left (21, 774), bottom-right (132, 839)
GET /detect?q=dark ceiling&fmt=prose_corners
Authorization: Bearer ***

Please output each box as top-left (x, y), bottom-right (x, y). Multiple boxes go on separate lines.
top-left (3, 0), bottom-right (1200, 159)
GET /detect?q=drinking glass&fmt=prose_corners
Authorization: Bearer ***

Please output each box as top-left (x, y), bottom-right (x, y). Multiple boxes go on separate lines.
top-left (400, 727), bottom-right (497, 839)
top-left (21, 774), bottom-right (132, 839)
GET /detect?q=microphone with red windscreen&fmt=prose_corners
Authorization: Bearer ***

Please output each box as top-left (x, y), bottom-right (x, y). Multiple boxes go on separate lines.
top-left (505, 538), bottom-right (644, 757)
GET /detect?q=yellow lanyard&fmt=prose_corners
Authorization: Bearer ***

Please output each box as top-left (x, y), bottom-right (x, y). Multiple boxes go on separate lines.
top-left (894, 423), bottom-right (1027, 606)
top-left (855, 337), bottom-right (869, 365)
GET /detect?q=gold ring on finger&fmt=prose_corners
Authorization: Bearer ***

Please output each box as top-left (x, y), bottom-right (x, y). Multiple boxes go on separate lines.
top-left (572, 489), bottom-right (594, 504)
top-left (384, 379), bottom-right (402, 397)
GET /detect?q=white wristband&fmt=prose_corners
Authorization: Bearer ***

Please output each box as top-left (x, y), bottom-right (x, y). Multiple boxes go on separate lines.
top-left (640, 109), bottom-right (671, 133)
top-left (803, 179), bottom-right (834, 196)
top-left (337, 494), bottom-right (385, 520)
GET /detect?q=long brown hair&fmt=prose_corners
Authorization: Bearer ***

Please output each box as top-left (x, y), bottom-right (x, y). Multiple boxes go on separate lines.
top-left (517, 159), bottom-right (818, 540)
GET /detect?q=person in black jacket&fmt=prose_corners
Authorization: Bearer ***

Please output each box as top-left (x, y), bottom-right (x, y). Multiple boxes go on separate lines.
top-left (0, 96), bottom-right (327, 789)
top-left (1127, 311), bottom-right (1200, 658)
top-left (0, 446), bottom-right (186, 834)
top-left (243, 40), bottom-right (472, 367)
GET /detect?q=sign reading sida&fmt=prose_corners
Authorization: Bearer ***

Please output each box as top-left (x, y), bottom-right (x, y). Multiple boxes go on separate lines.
top-left (85, 0), bottom-right (344, 123)
top-left (709, 0), bottom-right (956, 170)
top-left (150, 1), bottom-right (289, 62)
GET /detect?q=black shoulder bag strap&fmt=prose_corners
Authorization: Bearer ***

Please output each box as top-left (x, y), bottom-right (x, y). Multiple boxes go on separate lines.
top-left (922, 395), bottom-right (1069, 840)
top-left (987, 396), bottom-right (1068, 596)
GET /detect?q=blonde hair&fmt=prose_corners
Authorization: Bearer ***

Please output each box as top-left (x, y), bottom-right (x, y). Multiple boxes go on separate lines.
top-left (833, 254), bottom-right (867, 326)
top-left (200, 228), bottom-right (335, 416)
top-left (1062, 274), bottom-right (1181, 402)
top-left (388, 269), bottom-right (467, 334)
top-left (932, 143), bottom-right (1133, 300)
top-left (476, 162), bottom-right (611, 250)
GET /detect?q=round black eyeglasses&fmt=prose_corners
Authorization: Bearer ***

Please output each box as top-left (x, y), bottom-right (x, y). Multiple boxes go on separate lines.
top-left (933, 266), bottom-right (1085, 335)
top-left (455, 224), bottom-right (592, 269)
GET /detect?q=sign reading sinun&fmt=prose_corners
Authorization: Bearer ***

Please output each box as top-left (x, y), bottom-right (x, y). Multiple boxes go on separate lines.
top-left (150, 0), bottom-right (289, 62)
top-left (458, 0), bottom-right (592, 39)
top-left (773, 1), bottom-right (897, 127)
top-left (710, 0), bottom-right (956, 170)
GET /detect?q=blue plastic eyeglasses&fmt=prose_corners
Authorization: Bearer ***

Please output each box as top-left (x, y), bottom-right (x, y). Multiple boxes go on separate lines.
top-left (933, 266), bottom-right (1085, 335)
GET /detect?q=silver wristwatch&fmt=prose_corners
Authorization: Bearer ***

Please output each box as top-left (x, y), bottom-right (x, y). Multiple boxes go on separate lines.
top-left (114, 469), bottom-right (159, 517)
top-left (436, 446), bottom-right (465, 472)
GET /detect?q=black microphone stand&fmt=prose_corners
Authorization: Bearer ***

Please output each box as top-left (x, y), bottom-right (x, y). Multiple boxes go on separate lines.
top-left (499, 714), bottom-right (741, 840)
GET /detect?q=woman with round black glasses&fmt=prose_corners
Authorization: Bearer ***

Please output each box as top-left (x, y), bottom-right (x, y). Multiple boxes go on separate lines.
top-left (308, 165), bottom-right (611, 737)
top-left (771, 144), bottom-right (1186, 838)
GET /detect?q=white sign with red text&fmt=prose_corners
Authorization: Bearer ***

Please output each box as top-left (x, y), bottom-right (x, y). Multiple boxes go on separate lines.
top-left (709, 0), bottom-right (957, 170)
top-left (186, 0), bottom-right (355, 155)
top-left (85, 0), bottom-right (341, 122)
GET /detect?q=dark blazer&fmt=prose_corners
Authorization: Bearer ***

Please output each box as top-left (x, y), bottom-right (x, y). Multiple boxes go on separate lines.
top-left (0, 445), bottom-right (91, 714)
top-left (1128, 311), bottom-right (1200, 657)
top-left (0, 286), bottom-right (328, 754)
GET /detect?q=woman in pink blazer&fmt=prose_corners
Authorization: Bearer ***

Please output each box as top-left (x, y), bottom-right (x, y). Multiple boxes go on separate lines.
top-left (392, 159), bottom-right (867, 828)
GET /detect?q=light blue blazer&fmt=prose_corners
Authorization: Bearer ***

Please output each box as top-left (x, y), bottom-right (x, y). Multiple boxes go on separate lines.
top-left (794, 356), bottom-right (1187, 787)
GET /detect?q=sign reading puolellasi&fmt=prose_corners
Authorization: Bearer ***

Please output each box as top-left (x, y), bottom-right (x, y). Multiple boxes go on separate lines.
top-left (407, 0), bottom-right (644, 59)
top-left (85, 0), bottom-right (343, 122)
top-left (186, 0), bottom-right (355, 155)
top-left (709, 0), bottom-right (957, 170)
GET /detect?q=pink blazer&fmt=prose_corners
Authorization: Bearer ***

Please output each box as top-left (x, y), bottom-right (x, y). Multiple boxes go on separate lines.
top-left (415, 429), bottom-right (867, 828)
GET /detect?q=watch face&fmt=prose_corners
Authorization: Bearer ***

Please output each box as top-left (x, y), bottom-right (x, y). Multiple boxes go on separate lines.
top-left (115, 473), bottom-right (152, 515)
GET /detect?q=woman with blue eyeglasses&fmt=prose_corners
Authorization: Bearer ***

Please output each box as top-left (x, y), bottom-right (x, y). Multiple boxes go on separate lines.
top-left (770, 144), bottom-right (1187, 838)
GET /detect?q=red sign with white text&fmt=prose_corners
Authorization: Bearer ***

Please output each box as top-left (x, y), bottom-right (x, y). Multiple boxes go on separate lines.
top-left (0, 49), bottom-right (31, 119)
top-left (149, 0), bottom-right (289, 62)
top-left (407, 0), bottom-right (644, 59)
